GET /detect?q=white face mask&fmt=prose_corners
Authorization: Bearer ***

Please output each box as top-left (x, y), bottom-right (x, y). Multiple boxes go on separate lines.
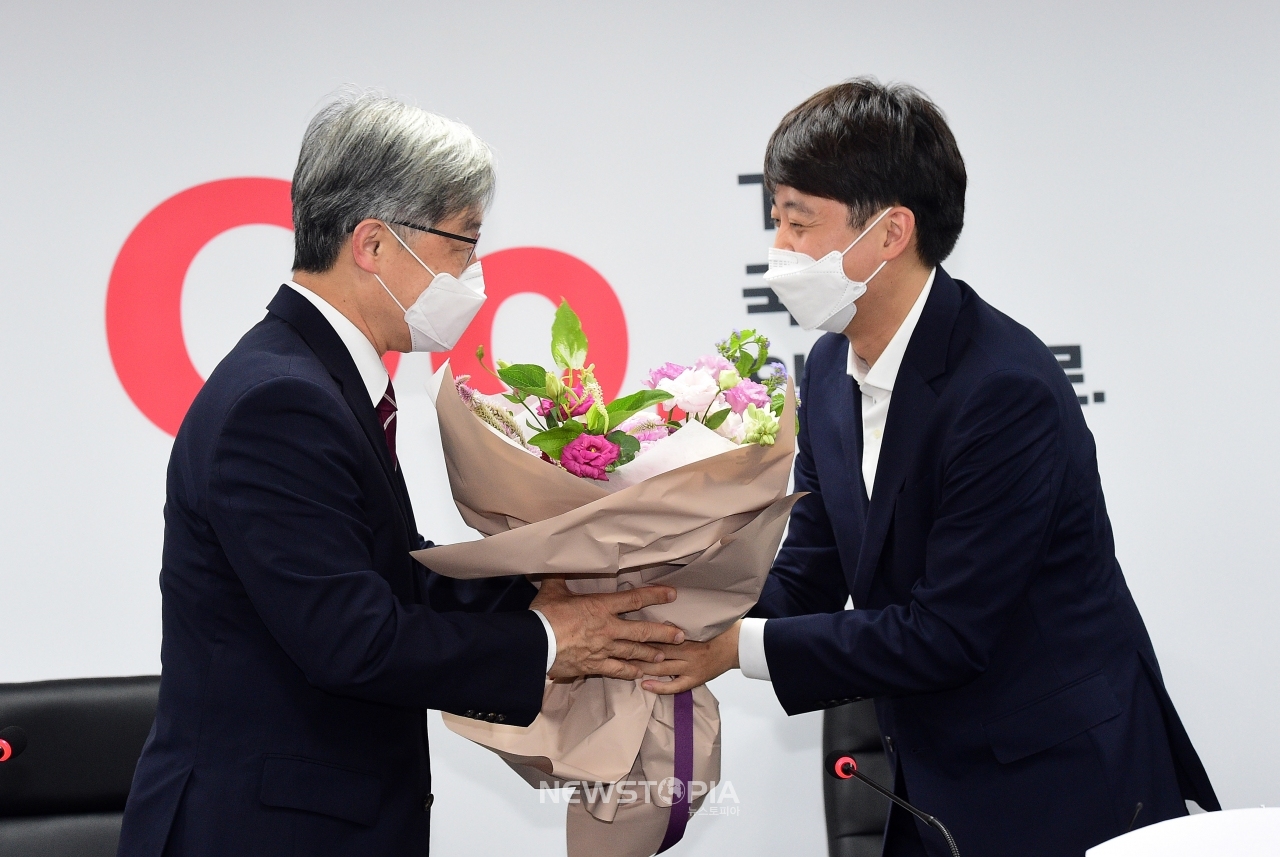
top-left (762, 207), bottom-right (892, 333)
top-left (376, 223), bottom-right (486, 352)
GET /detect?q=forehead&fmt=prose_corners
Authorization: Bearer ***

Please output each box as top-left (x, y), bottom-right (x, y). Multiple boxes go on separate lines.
top-left (772, 185), bottom-right (844, 217)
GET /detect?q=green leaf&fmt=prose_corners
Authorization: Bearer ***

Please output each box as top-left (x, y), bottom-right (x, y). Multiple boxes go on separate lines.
top-left (550, 300), bottom-right (589, 371)
top-left (605, 430), bottom-right (642, 470)
top-left (497, 363), bottom-right (549, 394)
top-left (604, 389), bottom-right (674, 431)
top-left (585, 402), bottom-right (610, 434)
top-left (703, 408), bottom-right (731, 430)
top-left (526, 423), bottom-right (585, 459)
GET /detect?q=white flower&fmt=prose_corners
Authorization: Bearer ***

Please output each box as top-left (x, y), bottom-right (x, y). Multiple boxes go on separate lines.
top-left (713, 408), bottom-right (746, 443)
top-left (657, 368), bottom-right (720, 414)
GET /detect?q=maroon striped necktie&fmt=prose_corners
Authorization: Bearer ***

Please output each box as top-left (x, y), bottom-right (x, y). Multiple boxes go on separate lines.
top-left (376, 380), bottom-right (398, 469)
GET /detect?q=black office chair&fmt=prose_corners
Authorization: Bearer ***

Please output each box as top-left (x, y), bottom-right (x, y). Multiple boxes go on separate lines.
top-left (0, 676), bottom-right (159, 857)
top-left (824, 699), bottom-right (890, 857)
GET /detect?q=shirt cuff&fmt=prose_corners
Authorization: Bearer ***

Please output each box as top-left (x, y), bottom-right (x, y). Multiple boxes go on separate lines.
top-left (738, 617), bottom-right (771, 681)
top-left (531, 609), bottom-right (557, 675)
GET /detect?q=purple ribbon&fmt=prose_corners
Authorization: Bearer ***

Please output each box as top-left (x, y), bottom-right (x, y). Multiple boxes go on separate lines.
top-left (655, 690), bottom-right (694, 854)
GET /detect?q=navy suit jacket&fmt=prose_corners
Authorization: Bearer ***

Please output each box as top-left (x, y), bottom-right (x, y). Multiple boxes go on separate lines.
top-left (753, 268), bottom-right (1219, 856)
top-left (118, 286), bottom-right (548, 857)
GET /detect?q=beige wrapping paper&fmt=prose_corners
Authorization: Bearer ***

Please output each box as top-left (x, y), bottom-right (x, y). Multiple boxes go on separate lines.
top-left (415, 366), bottom-right (799, 856)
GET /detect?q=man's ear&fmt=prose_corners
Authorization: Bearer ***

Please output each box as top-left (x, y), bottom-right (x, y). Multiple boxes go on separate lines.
top-left (881, 207), bottom-right (918, 262)
top-left (350, 219), bottom-right (386, 274)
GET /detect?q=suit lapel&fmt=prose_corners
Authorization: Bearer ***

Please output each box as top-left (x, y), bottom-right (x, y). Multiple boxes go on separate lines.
top-left (851, 269), bottom-right (962, 606)
top-left (266, 286), bottom-right (416, 542)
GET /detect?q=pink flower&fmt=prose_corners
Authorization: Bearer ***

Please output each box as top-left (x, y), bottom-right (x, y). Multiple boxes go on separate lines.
top-left (694, 354), bottom-right (733, 376)
top-left (722, 378), bottom-right (770, 414)
top-left (541, 384), bottom-right (595, 421)
top-left (565, 384), bottom-right (595, 417)
top-left (455, 377), bottom-right (477, 405)
top-left (560, 433), bottom-right (620, 480)
top-left (645, 362), bottom-right (688, 390)
top-left (657, 368), bottom-right (721, 414)
top-left (617, 412), bottom-right (670, 443)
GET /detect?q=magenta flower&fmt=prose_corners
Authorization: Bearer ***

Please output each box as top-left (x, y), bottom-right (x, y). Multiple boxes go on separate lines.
top-left (565, 384), bottom-right (595, 418)
top-left (645, 362), bottom-right (688, 390)
top-left (560, 433), bottom-right (620, 480)
top-left (722, 378), bottom-right (770, 414)
top-left (540, 384), bottom-right (595, 421)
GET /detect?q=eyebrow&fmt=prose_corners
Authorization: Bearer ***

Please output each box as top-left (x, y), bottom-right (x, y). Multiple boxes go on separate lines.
top-left (780, 199), bottom-right (814, 216)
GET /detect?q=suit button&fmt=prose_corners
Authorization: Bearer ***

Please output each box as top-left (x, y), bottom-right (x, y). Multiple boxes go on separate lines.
top-left (496, 714), bottom-right (506, 724)
top-left (884, 736), bottom-right (894, 752)
top-left (423, 794), bottom-right (434, 811)
top-left (464, 710), bottom-right (476, 718)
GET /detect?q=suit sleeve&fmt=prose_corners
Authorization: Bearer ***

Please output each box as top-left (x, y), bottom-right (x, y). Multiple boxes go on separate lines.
top-left (765, 370), bottom-right (1063, 714)
top-left (415, 554), bottom-right (539, 613)
top-left (750, 358), bottom-right (850, 619)
top-left (206, 376), bottom-right (546, 724)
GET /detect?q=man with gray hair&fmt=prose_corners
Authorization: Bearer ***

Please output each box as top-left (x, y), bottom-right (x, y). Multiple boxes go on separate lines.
top-left (117, 92), bottom-right (683, 857)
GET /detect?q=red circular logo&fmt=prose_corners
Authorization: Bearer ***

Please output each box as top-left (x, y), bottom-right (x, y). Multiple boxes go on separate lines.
top-left (106, 180), bottom-right (627, 436)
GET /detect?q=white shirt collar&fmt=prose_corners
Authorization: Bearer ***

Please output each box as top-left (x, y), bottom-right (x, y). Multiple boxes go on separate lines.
top-left (847, 267), bottom-right (937, 400)
top-left (286, 282), bottom-right (389, 406)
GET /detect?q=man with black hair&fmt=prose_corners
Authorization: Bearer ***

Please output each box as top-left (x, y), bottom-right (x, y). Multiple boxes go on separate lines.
top-left (645, 79), bottom-right (1218, 856)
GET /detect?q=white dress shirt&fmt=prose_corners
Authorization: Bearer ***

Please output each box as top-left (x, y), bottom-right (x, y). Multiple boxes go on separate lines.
top-left (738, 269), bottom-right (936, 682)
top-left (285, 283), bottom-right (557, 674)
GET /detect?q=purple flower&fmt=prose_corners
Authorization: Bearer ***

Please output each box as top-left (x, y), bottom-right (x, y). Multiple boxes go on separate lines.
top-left (645, 362), bottom-right (688, 390)
top-left (722, 378), bottom-right (770, 414)
top-left (536, 398), bottom-right (554, 416)
top-left (694, 354), bottom-right (733, 376)
top-left (560, 433), bottom-right (620, 480)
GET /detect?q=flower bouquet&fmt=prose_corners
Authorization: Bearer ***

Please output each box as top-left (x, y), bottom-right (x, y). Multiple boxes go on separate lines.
top-left (414, 303), bottom-right (800, 857)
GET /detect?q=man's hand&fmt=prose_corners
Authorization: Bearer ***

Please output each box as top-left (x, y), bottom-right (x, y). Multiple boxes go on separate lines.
top-left (531, 577), bottom-right (686, 681)
top-left (641, 620), bottom-right (741, 694)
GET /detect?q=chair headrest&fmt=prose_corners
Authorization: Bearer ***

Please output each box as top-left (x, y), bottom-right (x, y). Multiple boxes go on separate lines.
top-left (0, 676), bottom-right (160, 816)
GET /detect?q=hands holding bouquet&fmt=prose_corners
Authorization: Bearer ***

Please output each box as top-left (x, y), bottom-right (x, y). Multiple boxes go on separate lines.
top-left (416, 301), bottom-right (800, 857)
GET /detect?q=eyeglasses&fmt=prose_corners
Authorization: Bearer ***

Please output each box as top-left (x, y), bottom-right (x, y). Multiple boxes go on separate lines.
top-left (391, 220), bottom-right (479, 266)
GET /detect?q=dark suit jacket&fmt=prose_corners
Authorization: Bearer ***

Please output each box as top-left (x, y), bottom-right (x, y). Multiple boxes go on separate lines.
top-left (753, 268), bottom-right (1219, 856)
top-left (118, 286), bottom-right (548, 857)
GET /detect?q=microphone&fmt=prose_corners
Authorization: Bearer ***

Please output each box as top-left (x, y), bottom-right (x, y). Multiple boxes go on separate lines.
top-left (826, 750), bottom-right (961, 857)
top-left (0, 726), bottom-right (28, 762)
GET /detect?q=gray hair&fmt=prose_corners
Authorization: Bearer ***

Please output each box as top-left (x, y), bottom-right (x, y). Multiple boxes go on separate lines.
top-left (291, 89), bottom-right (495, 272)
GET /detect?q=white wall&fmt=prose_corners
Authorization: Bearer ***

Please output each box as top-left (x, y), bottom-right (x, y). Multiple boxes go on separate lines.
top-left (2, 2), bottom-right (1277, 852)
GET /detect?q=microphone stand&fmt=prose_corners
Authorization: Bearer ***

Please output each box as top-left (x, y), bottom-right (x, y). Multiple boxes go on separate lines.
top-left (825, 752), bottom-right (960, 857)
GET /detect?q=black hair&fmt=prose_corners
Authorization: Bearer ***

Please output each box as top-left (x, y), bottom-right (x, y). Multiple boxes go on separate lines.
top-left (763, 78), bottom-right (966, 267)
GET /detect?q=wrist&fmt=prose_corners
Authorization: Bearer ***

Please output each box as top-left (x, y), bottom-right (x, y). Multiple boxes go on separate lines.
top-left (723, 620), bottom-right (742, 671)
